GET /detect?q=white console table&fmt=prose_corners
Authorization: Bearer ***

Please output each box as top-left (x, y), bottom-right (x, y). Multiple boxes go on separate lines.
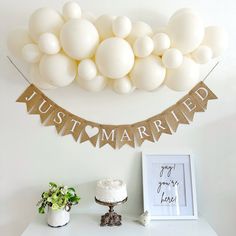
top-left (21, 214), bottom-right (217, 236)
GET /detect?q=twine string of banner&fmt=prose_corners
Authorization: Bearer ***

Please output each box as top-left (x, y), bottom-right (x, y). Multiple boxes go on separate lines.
top-left (7, 55), bottom-right (220, 149)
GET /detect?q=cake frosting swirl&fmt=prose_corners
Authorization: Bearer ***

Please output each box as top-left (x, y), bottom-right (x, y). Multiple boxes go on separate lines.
top-left (95, 179), bottom-right (127, 203)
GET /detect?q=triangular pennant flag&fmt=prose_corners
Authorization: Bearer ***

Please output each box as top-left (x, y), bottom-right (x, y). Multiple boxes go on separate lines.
top-left (190, 81), bottom-right (218, 110)
top-left (132, 121), bottom-right (154, 146)
top-left (16, 84), bottom-right (42, 112)
top-left (62, 115), bottom-right (85, 141)
top-left (99, 125), bottom-right (117, 149)
top-left (164, 105), bottom-right (189, 132)
top-left (148, 114), bottom-right (172, 141)
top-left (117, 125), bottom-right (135, 149)
top-left (80, 121), bottom-right (101, 147)
top-left (45, 106), bottom-right (70, 134)
top-left (177, 94), bottom-right (205, 121)
top-left (29, 95), bottom-right (56, 123)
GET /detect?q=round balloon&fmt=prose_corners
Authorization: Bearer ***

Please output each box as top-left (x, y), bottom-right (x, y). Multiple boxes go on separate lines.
top-left (29, 8), bottom-right (64, 41)
top-left (152, 33), bottom-right (171, 56)
top-left (192, 45), bottom-right (212, 64)
top-left (60, 19), bottom-right (99, 60)
top-left (133, 36), bottom-right (154, 58)
top-left (63, 1), bottom-right (82, 20)
top-left (38, 33), bottom-right (61, 55)
top-left (39, 53), bottom-right (77, 87)
top-left (95, 37), bottom-right (135, 79)
top-left (77, 74), bottom-right (107, 92)
top-left (78, 59), bottom-right (97, 80)
top-left (167, 10), bottom-right (204, 54)
top-left (130, 56), bottom-right (166, 91)
top-left (162, 48), bottom-right (183, 69)
top-left (126, 21), bottom-right (153, 44)
top-left (202, 26), bottom-right (229, 58)
top-left (165, 57), bottom-right (200, 91)
top-left (30, 64), bottom-right (56, 90)
top-left (22, 44), bottom-right (42, 63)
top-left (95, 15), bottom-right (115, 40)
top-left (112, 16), bottom-right (132, 38)
top-left (112, 77), bottom-right (133, 94)
top-left (7, 29), bottom-right (32, 58)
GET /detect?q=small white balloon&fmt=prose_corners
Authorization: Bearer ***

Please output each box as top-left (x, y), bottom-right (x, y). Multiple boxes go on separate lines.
top-left (39, 53), bottom-right (77, 87)
top-left (130, 56), bottom-right (166, 91)
top-left (192, 45), bottom-right (213, 64)
top-left (152, 33), bottom-right (171, 56)
top-left (7, 29), bottom-right (32, 58)
top-left (78, 59), bottom-right (97, 81)
top-left (133, 36), bottom-right (154, 58)
top-left (77, 74), bottom-right (107, 92)
top-left (95, 37), bottom-right (135, 79)
top-left (162, 48), bottom-right (183, 68)
top-left (63, 1), bottom-right (82, 20)
top-left (22, 44), bottom-right (42, 63)
top-left (95, 15), bottom-right (115, 40)
top-left (112, 77), bottom-right (133, 94)
top-left (165, 57), bottom-right (200, 91)
top-left (126, 21), bottom-right (153, 44)
top-left (60, 19), bottom-right (99, 60)
top-left (167, 9), bottom-right (204, 54)
top-left (38, 33), bottom-right (61, 55)
top-left (112, 16), bottom-right (132, 38)
top-left (82, 11), bottom-right (96, 23)
top-left (202, 26), bottom-right (228, 58)
top-left (29, 8), bottom-right (64, 41)
top-left (30, 64), bottom-right (56, 90)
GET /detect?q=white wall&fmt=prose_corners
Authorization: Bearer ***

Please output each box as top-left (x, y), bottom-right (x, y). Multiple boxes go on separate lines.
top-left (0, 0), bottom-right (236, 235)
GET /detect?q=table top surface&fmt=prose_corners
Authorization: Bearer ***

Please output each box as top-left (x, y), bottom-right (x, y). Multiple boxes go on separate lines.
top-left (21, 214), bottom-right (217, 236)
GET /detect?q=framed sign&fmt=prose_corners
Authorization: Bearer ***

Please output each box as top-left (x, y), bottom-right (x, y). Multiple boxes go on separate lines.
top-left (142, 154), bottom-right (198, 220)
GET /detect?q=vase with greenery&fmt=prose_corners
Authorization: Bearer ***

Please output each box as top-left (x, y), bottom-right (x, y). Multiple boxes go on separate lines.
top-left (37, 182), bottom-right (80, 227)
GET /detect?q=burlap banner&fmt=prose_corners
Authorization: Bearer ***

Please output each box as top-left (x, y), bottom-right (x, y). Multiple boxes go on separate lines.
top-left (16, 81), bottom-right (217, 149)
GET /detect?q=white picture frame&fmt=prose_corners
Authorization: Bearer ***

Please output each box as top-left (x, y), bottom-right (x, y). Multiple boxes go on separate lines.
top-left (142, 153), bottom-right (198, 220)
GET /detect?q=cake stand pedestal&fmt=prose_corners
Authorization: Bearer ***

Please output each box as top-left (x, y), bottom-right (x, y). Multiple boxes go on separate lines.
top-left (95, 197), bottom-right (128, 227)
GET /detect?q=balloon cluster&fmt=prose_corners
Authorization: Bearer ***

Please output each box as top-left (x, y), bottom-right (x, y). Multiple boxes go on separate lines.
top-left (7, 2), bottom-right (228, 94)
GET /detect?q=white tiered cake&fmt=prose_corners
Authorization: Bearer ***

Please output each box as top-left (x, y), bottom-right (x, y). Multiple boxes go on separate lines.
top-left (95, 179), bottom-right (127, 203)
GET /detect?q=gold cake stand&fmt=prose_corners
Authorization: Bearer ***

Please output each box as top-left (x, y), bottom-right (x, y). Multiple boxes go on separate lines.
top-left (95, 197), bottom-right (128, 226)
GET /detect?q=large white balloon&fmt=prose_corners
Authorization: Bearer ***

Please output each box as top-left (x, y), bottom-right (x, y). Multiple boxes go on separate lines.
top-left (39, 53), bottom-right (77, 87)
top-left (63, 1), bottom-right (82, 20)
top-left (202, 26), bottom-right (229, 58)
top-left (60, 19), bottom-right (99, 60)
top-left (112, 77), bottom-right (133, 94)
top-left (78, 59), bottom-right (97, 81)
top-left (95, 15), bottom-right (115, 40)
top-left (126, 21), bottom-right (153, 44)
top-left (38, 33), bottom-right (61, 55)
top-left (30, 64), bottom-right (56, 90)
top-left (95, 37), bottom-right (135, 79)
top-left (133, 36), bottom-right (154, 58)
top-left (167, 9), bottom-right (204, 54)
top-left (130, 56), bottom-right (166, 91)
top-left (192, 45), bottom-right (212, 64)
top-left (152, 33), bottom-right (171, 56)
top-left (162, 48), bottom-right (183, 69)
top-left (29, 8), bottom-right (64, 41)
top-left (77, 75), bottom-right (107, 92)
top-left (7, 29), bottom-right (32, 58)
top-left (22, 44), bottom-right (42, 63)
top-left (112, 16), bottom-right (132, 38)
top-left (165, 57), bottom-right (200, 91)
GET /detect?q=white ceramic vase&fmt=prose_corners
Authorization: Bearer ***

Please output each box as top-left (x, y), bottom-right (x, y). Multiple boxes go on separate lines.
top-left (47, 207), bottom-right (70, 228)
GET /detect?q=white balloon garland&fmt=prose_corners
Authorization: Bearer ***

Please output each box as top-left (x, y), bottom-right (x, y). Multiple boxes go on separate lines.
top-left (7, 2), bottom-right (228, 94)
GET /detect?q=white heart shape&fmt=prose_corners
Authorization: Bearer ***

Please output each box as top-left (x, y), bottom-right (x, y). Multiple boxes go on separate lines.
top-left (85, 125), bottom-right (99, 138)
